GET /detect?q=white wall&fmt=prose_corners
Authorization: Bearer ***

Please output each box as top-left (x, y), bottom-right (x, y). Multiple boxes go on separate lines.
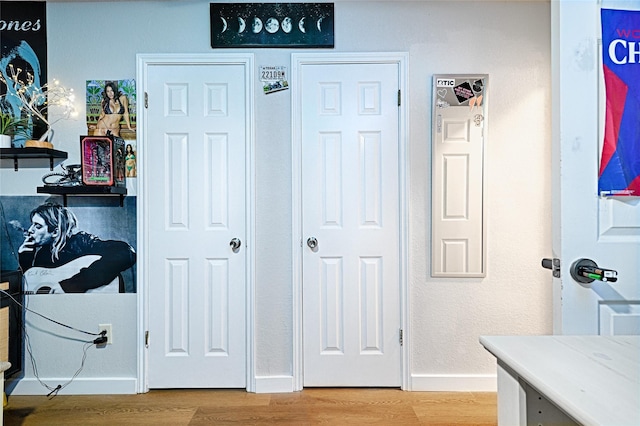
top-left (2, 0), bottom-right (553, 394)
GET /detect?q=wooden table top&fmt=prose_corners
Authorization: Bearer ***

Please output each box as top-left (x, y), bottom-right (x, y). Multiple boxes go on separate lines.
top-left (480, 335), bottom-right (640, 426)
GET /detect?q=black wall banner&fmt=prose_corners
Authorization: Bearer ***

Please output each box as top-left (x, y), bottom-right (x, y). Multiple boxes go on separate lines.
top-left (211, 3), bottom-right (334, 48)
top-left (0, 1), bottom-right (47, 146)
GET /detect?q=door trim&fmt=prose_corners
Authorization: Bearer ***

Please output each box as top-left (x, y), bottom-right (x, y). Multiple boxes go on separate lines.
top-left (291, 52), bottom-right (410, 390)
top-left (136, 53), bottom-right (256, 392)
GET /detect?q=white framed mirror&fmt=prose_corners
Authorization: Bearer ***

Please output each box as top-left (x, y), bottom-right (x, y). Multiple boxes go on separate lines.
top-left (431, 74), bottom-right (487, 278)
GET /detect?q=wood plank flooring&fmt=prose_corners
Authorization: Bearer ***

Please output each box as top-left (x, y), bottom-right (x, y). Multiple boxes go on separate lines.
top-left (4, 388), bottom-right (496, 425)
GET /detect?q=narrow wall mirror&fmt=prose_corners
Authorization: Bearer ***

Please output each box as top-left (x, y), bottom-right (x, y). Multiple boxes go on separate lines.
top-left (431, 74), bottom-right (487, 278)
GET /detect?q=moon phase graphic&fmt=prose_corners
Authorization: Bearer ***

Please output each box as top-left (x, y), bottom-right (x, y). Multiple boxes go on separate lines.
top-left (281, 17), bottom-right (292, 33)
top-left (252, 17), bottom-right (263, 33)
top-left (265, 17), bottom-right (279, 34)
top-left (212, 4), bottom-right (333, 47)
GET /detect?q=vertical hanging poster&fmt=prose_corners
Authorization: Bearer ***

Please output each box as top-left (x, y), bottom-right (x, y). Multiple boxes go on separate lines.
top-left (86, 79), bottom-right (137, 177)
top-left (0, 1), bottom-right (47, 147)
top-left (599, 8), bottom-right (640, 196)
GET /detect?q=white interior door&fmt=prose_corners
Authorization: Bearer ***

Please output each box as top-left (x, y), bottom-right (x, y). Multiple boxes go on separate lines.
top-left (553, 1), bottom-right (640, 336)
top-left (144, 59), bottom-right (249, 388)
top-left (300, 61), bottom-right (402, 386)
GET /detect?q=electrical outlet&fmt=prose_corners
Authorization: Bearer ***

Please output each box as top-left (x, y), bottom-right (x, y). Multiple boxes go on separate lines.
top-left (99, 324), bottom-right (113, 345)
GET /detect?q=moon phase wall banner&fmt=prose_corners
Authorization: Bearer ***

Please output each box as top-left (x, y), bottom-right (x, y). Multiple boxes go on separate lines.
top-left (210, 3), bottom-right (334, 48)
top-left (599, 8), bottom-right (640, 196)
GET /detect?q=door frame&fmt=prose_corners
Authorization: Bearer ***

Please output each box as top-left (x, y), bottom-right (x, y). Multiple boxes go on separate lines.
top-left (136, 53), bottom-right (256, 392)
top-left (291, 52), bottom-right (410, 390)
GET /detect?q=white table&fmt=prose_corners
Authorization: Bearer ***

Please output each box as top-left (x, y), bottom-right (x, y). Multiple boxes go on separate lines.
top-left (480, 335), bottom-right (640, 426)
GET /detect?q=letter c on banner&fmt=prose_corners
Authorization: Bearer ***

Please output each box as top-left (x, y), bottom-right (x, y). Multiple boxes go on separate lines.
top-left (609, 39), bottom-right (627, 65)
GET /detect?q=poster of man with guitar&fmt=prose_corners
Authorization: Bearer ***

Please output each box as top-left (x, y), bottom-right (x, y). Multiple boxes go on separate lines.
top-left (17, 202), bottom-right (136, 294)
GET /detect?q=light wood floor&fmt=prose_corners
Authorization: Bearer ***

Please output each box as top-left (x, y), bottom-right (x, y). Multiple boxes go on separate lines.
top-left (4, 388), bottom-right (496, 425)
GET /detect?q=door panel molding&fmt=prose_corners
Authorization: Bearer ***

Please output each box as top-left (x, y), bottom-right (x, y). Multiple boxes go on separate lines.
top-left (136, 53), bottom-right (255, 392)
top-left (291, 52), bottom-right (409, 390)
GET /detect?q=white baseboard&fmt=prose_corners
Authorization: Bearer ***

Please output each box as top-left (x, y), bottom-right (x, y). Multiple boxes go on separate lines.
top-left (6, 375), bottom-right (495, 395)
top-left (253, 374), bottom-right (495, 393)
top-left (254, 375), bottom-right (295, 393)
top-left (409, 374), bottom-right (497, 392)
top-left (7, 377), bottom-right (138, 395)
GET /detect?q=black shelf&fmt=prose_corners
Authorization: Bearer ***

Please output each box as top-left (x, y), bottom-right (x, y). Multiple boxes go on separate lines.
top-left (37, 185), bottom-right (127, 206)
top-left (0, 147), bottom-right (68, 171)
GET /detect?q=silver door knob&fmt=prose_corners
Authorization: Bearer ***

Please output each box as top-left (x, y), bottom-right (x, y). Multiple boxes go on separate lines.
top-left (230, 238), bottom-right (241, 251)
top-left (307, 237), bottom-right (318, 249)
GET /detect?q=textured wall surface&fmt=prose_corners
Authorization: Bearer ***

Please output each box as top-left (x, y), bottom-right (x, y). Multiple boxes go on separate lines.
top-left (0, 0), bottom-right (553, 393)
